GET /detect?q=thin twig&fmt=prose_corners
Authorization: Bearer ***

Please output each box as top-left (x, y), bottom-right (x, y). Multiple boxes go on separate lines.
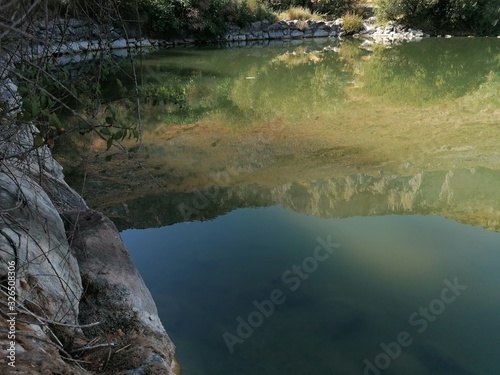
top-left (71, 342), bottom-right (115, 354)
top-left (114, 343), bottom-right (131, 354)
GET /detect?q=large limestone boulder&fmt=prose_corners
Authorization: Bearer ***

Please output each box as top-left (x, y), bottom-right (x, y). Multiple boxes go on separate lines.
top-left (62, 210), bottom-right (176, 375)
top-left (0, 118), bottom-right (176, 373)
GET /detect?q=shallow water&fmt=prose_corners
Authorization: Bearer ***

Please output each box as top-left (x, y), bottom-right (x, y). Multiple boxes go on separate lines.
top-left (58, 38), bottom-right (500, 374)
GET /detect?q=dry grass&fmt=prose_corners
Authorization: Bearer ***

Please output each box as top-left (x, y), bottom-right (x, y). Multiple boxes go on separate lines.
top-left (277, 6), bottom-right (325, 21)
top-left (341, 11), bottom-right (364, 33)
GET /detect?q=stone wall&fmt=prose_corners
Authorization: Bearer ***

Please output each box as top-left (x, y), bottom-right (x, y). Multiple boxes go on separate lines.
top-left (23, 16), bottom-right (427, 63)
top-left (224, 19), bottom-right (342, 42)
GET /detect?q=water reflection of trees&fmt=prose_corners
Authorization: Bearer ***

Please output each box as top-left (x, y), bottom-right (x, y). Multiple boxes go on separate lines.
top-left (360, 39), bottom-right (500, 106)
top-left (98, 45), bottom-right (351, 131)
top-left (229, 47), bottom-right (349, 125)
top-left (89, 39), bottom-right (500, 133)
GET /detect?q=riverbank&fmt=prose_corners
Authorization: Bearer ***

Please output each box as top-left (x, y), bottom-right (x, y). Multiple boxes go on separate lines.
top-left (20, 15), bottom-right (429, 66)
top-left (0, 10), bottom-right (496, 374)
top-left (0, 82), bottom-right (177, 373)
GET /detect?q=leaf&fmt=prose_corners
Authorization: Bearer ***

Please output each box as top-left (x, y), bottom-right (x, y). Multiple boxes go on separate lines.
top-left (100, 127), bottom-right (111, 136)
top-left (78, 120), bottom-right (92, 133)
top-left (105, 116), bottom-right (114, 125)
top-left (112, 130), bottom-right (124, 140)
top-left (106, 138), bottom-right (113, 150)
top-left (40, 95), bottom-right (48, 110)
top-left (22, 99), bottom-right (32, 111)
top-left (49, 113), bottom-right (62, 130)
top-left (18, 85), bottom-right (29, 95)
top-left (33, 134), bottom-right (45, 147)
top-left (31, 101), bottom-right (39, 117)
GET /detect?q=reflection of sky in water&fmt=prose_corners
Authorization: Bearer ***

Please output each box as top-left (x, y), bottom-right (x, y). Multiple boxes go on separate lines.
top-left (122, 206), bottom-right (500, 375)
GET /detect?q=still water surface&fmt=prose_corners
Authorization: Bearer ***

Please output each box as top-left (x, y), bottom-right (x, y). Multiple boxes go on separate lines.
top-left (60, 38), bottom-right (500, 374)
top-left (123, 208), bottom-right (500, 375)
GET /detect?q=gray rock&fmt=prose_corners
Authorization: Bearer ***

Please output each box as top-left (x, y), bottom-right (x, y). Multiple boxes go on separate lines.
top-left (304, 29), bottom-right (314, 37)
top-left (250, 30), bottom-right (264, 39)
top-left (268, 31), bottom-right (284, 39)
top-left (62, 210), bottom-right (176, 374)
top-left (314, 29), bottom-right (330, 38)
top-left (291, 30), bottom-right (305, 38)
top-left (0, 165), bottom-right (83, 326)
top-left (251, 21), bottom-right (261, 30)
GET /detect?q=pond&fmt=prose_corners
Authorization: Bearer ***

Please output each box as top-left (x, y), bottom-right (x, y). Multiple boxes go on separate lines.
top-left (59, 38), bottom-right (500, 375)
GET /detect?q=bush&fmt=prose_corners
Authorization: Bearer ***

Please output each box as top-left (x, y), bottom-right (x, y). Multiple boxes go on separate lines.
top-left (139, 0), bottom-right (276, 39)
top-left (315, 0), bottom-right (362, 18)
top-left (265, 0), bottom-right (311, 11)
top-left (277, 6), bottom-right (324, 21)
top-left (374, 0), bottom-right (500, 36)
top-left (139, 0), bottom-right (185, 37)
top-left (342, 12), bottom-right (363, 34)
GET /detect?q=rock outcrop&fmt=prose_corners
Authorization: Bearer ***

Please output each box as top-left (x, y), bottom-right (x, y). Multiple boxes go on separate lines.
top-left (62, 210), bottom-right (176, 374)
top-left (0, 78), bottom-right (176, 373)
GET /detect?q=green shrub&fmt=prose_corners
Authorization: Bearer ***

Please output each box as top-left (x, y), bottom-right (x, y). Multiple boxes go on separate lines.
top-left (139, 0), bottom-right (185, 37)
top-left (138, 0), bottom-right (276, 39)
top-left (341, 12), bottom-right (363, 34)
top-left (374, 0), bottom-right (500, 36)
top-left (233, 0), bottom-right (277, 26)
top-left (373, 0), bottom-right (402, 22)
top-left (264, 0), bottom-right (311, 11)
top-left (315, 0), bottom-right (362, 18)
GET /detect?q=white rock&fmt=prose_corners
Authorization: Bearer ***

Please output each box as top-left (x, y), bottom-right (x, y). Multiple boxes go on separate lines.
top-left (111, 38), bottom-right (128, 49)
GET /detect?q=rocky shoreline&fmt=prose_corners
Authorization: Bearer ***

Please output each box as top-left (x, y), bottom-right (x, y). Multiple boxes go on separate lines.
top-left (21, 16), bottom-right (429, 66)
top-left (0, 73), bottom-right (177, 373)
top-left (2, 11), bottom-right (494, 374)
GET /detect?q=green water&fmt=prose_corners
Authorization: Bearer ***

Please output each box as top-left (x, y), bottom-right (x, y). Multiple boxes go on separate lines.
top-left (59, 38), bottom-right (500, 375)
top-left (123, 208), bottom-right (500, 375)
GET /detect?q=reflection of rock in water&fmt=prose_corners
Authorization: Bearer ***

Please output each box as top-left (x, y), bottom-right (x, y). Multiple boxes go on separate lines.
top-left (107, 168), bottom-right (500, 232)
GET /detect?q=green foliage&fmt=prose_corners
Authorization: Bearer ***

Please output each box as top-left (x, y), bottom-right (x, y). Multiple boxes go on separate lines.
top-left (139, 0), bottom-right (185, 36)
top-left (263, 0), bottom-right (361, 18)
top-left (264, 0), bottom-right (311, 11)
top-left (14, 60), bottom-right (140, 151)
top-left (137, 0), bottom-right (276, 39)
top-left (374, 0), bottom-right (500, 35)
top-left (373, 0), bottom-right (402, 21)
top-left (360, 39), bottom-right (500, 106)
top-left (341, 12), bottom-right (364, 34)
top-left (315, 0), bottom-right (362, 18)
